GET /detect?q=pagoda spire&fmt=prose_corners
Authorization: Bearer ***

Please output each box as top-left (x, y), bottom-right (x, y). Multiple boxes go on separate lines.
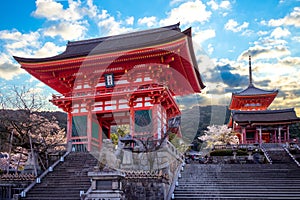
top-left (248, 54), bottom-right (253, 86)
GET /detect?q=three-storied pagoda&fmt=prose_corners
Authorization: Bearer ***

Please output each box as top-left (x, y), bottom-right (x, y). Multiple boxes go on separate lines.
top-left (14, 23), bottom-right (205, 151)
top-left (229, 55), bottom-right (300, 144)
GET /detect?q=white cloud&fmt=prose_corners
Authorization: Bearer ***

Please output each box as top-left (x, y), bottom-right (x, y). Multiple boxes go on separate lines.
top-left (292, 36), bottom-right (300, 42)
top-left (98, 15), bottom-right (133, 36)
top-left (254, 38), bottom-right (287, 47)
top-left (268, 7), bottom-right (300, 27)
top-left (270, 27), bottom-right (291, 39)
top-left (0, 53), bottom-right (24, 80)
top-left (207, 43), bottom-right (214, 55)
top-left (34, 42), bottom-right (65, 58)
top-left (0, 30), bottom-right (40, 50)
top-left (279, 56), bottom-right (300, 66)
top-left (32, 0), bottom-right (83, 21)
top-left (0, 29), bottom-right (22, 40)
top-left (207, 0), bottom-right (230, 10)
top-left (239, 45), bottom-right (290, 60)
top-left (92, 8), bottom-right (134, 36)
top-left (260, 20), bottom-right (267, 26)
top-left (170, 0), bottom-right (186, 6)
top-left (193, 29), bottom-right (216, 44)
top-left (44, 21), bottom-right (87, 40)
top-left (126, 16), bottom-right (134, 25)
top-left (160, 0), bottom-right (212, 26)
top-left (98, 9), bottom-right (110, 20)
top-left (207, 0), bottom-right (218, 10)
top-left (257, 30), bottom-right (269, 36)
top-left (219, 1), bottom-right (230, 9)
top-left (241, 29), bottom-right (253, 36)
top-left (224, 19), bottom-right (249, 32)
top-left (138, 16), bottom-right (157, 27)
top-left (0, 30), bottom-right (41, 58)
top-left (84, 0), bottom-right (99, 18)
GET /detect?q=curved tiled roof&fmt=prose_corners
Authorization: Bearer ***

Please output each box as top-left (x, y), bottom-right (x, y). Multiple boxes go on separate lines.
top-left (13, 23), bottom-right (205, 95)
top-left (232, 108), bottom-right (300, 124)
top-left (233, 83), bottom-right (278, 96)
top-left (14, 23), bottom-right (184, 63)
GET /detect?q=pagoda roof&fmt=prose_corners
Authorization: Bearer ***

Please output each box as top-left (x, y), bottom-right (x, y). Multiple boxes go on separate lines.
top-left (233, 83), bottom-right (278, 96)
top-left (232, 108), bottom-right (300, 125)
top-left (14, 23), bottom-right (184, 63)
top-left (229, 83), bottom-right (278, 110)
top-left (228, 55), bottom-right (279, 110)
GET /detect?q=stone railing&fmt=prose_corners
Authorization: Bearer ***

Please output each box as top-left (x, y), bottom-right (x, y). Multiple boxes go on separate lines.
top-left (213, 143), bottom-right (258, 150)
top-left (260, 144), bottom-right (273, 164)
top-left (283, 145), bottom-right (300, 167)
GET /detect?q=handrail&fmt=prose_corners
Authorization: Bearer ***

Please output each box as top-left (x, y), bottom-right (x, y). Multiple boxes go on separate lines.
top-left (167, 162), bottom-right (183, 200)
top-left (16, 142), bottom-right (72, 199)
top-left (164, 141), bottom-right (184, 200)
top-left (283, 145), bottom-right (300, 167)
top-left (81, 185), bottom-right (93, 200)
top-left (260, 144), bottom-right (273, 164)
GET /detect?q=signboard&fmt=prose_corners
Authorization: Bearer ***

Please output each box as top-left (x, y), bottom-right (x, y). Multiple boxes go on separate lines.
top-left (105, 73), bottom-right (115, 88)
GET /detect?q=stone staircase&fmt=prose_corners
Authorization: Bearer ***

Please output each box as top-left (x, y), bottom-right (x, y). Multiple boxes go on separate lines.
top-left (21, 152), bottom-right (98, 200)
top-left (262, 143), bottom-right (293, 164)
top-left (174, 163), bottom-right (300, 199)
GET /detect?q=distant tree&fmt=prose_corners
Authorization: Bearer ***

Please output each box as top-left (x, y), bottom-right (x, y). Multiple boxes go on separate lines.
top-left (168, 132), bottom-right (190, 153)
top-left (290, 122), bottom-right (300, 140)
top-left (110, 125), bottom-right (130, 145)
top-left (0, 86), bottom-right (66, 174)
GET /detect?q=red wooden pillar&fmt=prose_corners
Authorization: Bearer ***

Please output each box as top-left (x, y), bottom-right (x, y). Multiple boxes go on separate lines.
top-left (278, 126), bottom-right (282, 143)
top-left (130, 106), bottom-right (135, 136)
top-left (258, 126), bottom-right (262, 144)
top-left (284, 132), bottom-right (287, 143)
top-left (152, 104), bottom-right (158, 139)
top-left (242, 127), bottom-right (246, 144)
top-left (87, 110), bottom-right (92, 151)
top-left (67, 112), bottom-right (72, 143)
top-left (283, 126), bottom-right (288, 142)
top-left (98, 119), bottom-right (103, 150)
top-left (287, 126), bottom-right (290, 142)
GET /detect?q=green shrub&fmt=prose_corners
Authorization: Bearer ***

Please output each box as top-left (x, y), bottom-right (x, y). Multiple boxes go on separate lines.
top-left (210, 149), bottom-right (233, 156)
top-left (237, 150), bottom-right (248, 156)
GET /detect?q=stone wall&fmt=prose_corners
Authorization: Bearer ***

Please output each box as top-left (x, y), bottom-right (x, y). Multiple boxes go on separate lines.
top-left (85, 141), bottom-right (183, 200)
top-left (123, 179), bottom-right (168, 200)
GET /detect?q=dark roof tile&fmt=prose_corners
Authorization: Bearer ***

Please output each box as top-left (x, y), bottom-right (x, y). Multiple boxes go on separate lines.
top-left (14, 23), bottom-right (185, 63)
top-left (233, 84), bottom-right (278, 96)
top-left (232, 108), bottom-right (300, 123)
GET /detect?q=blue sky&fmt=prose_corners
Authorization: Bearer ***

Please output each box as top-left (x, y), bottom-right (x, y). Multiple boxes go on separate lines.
top-left (0, 0), bottom-right (299, 115)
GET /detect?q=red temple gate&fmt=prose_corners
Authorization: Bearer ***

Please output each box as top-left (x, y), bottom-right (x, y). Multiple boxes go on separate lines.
top-left (14, 23), bottom-right (205, 151)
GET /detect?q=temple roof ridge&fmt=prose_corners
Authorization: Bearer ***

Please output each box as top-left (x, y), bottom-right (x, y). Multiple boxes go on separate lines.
top-left (232, 108), bottom-right (300, 123)
top-left (232, 108), bottom-right (296, 115)
top-left (66, 22), bottom-right (181, 47)
top-left (233, 82), bottom-right (278, 96)
top-left (14, 23), bottom-right (186, 63)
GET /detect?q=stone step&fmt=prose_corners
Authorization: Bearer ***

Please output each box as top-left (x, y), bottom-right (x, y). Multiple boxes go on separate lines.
top-left (21, 152), bottom-right (98, 200)
top-left (175, 188), bottom-right (300, 192)
top-left (174, 193), bottom-right (300, 200)
top-left (174, 163), bottom-right (300, 200)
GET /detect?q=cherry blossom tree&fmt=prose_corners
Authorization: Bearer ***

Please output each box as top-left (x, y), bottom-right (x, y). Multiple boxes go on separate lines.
top-left (0, 86), bottom-right (66, 174)
top-left (198, 125), bottom-right (239, 152)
